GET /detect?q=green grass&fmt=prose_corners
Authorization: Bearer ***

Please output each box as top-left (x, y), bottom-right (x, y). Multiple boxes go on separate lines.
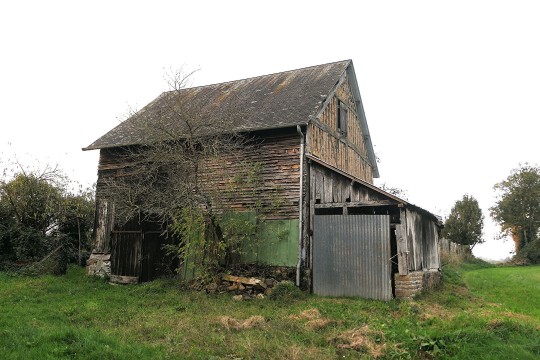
top-left (0, 263), bottom-right (539, 359)
top-left (463, 265), bottom-right (540, 320)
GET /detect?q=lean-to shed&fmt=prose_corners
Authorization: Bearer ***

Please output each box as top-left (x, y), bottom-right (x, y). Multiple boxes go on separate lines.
top-left (84, 60), bottom-right (441, 299)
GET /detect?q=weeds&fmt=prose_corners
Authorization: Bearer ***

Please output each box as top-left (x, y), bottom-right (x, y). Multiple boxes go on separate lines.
top-left (0, 264), bottom-right (538, 359)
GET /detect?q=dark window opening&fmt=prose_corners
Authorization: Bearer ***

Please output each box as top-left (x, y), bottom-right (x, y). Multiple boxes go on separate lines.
top-left (315, 207), bottom-right (343, 215)
top-left (347, 205), bottom-right (400, 219)
top-left (390, 225), bottom-right (398, 297)
top-left (336, 100), bottom-right (348, 136)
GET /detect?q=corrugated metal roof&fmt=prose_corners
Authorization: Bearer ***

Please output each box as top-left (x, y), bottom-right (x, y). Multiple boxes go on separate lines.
top-left (84, 60), bottom-right (351, 150)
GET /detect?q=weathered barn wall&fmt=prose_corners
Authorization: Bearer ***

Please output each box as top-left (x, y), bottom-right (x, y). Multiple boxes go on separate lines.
top-left (89, 130), bottom-right (302, 276)
top-left (306, 73), bottom-right (374, 183)
top-left (404, 209), bottom-right (440, 271)
top-left (201, 131), bottom-right (301, 220)
top-left (95, 130), bottom-right (301, 222)
top-left (308, 161), bottom-right (390, 207)
top-left (393, 208), bottom-right (441, 299)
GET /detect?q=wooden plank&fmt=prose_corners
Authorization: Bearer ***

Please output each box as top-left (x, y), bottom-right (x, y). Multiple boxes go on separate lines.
top-left (222, 274), bottom-right (266, 287)
top-left (333, 172), bottom-right (342, 203)
top-left (109, 275), bottom-right (138, 284)
top-left (94, 199), bottom-right (108, 253)
top-left (397, 208), bottom-right (409, 275)
top-left (324, 173), bottom-right (333, 203)
top-left (314, 200), bottom-right (395, 209)
top-left (308, 163), bottom-right (315, 272)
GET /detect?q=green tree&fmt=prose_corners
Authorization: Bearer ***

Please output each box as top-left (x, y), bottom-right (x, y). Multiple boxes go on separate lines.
top-left (442, 194), bottom-right (484, 250)
top-left (1, 172), bottom-right (64, 235)
top-left (490, 165), bottom-right (540, 252)
top-left (56, 188), bottom-right (95, 265)
top-left (0, 163), bottom-right (95, 270)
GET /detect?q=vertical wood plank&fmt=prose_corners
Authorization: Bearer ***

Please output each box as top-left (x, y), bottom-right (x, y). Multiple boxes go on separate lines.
top-left (397, 208), bottom-right (409, 275)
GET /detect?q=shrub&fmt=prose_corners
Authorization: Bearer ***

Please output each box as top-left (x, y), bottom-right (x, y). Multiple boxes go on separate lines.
top-left (268, 280), bottom-right (306, 301)
top-left (515, 239), bottom-right (540, 264)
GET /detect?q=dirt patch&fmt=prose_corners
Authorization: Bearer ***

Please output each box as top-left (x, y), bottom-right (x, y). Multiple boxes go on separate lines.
top-left (289, 308), bottom-right (321, 321)
top-left (218, 315), bottom-right (265, 331)
top-left (288, 308), bottom-right (335, 330)
top-left (420, 303), bottom-right (454, 321)
top-left (305, 318), bottom-right (332, 331)
top-left (333, 325), bottom-right (386, 358)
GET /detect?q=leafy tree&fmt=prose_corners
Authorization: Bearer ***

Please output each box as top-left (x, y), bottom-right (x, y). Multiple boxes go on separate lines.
top-left (0, 163), bottom-right (95, 271)
top-left (442, 195), bottom-right (484, 250)
top-left (490, 164), bottom-right (540, 252)
top-left (56, 188), bottom-right (95, 265)
top-left (1, 172), bottom-right (64, 236)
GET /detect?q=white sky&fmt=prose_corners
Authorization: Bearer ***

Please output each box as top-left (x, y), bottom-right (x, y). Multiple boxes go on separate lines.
top-left (2, 0), bottom-right (539, 260)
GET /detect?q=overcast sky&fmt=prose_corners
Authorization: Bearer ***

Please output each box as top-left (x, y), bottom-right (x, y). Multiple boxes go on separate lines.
top-left (2, 0), bottom-right (538, 260)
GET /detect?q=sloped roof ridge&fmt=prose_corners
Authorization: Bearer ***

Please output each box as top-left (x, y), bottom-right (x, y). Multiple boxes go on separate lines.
top-left (84, 59), bottom-right (353, 151)
top-left (160, 59), bottom-right (352, 95)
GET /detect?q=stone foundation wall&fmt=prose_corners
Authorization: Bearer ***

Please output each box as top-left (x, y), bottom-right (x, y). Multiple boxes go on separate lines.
top-left (86, 253), bottom-right (111, 277)
top-left (394, 270), bottom-right (441, 299)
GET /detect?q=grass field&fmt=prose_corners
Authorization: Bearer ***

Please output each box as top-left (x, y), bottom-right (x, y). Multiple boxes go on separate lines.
top-left (0, 262), bottom-right (539, 359)
top-left (463, 266), bottom-right (540, 320)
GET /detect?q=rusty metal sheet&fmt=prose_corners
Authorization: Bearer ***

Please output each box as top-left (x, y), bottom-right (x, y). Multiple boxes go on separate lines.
top-left (313, 215), bottom-right (392, 300)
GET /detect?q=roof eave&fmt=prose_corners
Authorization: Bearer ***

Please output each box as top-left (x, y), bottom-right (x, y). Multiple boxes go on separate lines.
top-left (81, 122), bottom-right (310, 151)
top-left (346, 62), bottom-right (380, 178)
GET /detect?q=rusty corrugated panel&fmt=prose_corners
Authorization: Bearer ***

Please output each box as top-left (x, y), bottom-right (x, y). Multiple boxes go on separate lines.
top-left (313, 215), bottom-right (392, 300)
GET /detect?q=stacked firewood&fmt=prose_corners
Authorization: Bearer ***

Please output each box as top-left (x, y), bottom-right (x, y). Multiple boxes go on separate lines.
top-left (206, 274), bottom-right (278, 299)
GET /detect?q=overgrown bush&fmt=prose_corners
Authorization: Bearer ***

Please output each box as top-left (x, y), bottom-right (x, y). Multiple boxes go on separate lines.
top-left (0, 165), bottom-right (94, 274)
top-left (18, 246), bottom-right (68, 276)
top-left (515, 239), bottom-right (540, 264)
top-left (268, 280), bottom-right (306, 301)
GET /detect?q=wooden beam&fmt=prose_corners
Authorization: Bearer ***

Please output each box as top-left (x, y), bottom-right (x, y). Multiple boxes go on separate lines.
top-left (314, 200), bottom-right (394, 209)
top-left (396, 208), bottom-right (409, 275)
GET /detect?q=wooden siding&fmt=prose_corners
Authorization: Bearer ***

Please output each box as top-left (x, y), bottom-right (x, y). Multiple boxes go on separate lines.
top-left (399, 208), bottom-right (440, 272)
top-left (306, 73), bottom-right (374, 183)
top-left (200, 132), bottom-right (301, 220)
top-left (94, 131), bottom-right (302, 224)
top-left (309, 162), bottom-right (389, 206)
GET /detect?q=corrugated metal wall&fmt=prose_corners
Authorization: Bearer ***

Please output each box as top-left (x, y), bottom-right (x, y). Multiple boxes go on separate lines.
top-left (313, 215), bottom-right (392, 300)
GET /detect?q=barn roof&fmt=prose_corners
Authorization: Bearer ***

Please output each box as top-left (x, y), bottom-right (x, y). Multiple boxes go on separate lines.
top-left (83, 60), bottom-right (378, 176)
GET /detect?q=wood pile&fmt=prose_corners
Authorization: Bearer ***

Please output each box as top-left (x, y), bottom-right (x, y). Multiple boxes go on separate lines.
top-left (206, 274), bottom-right (279, 299)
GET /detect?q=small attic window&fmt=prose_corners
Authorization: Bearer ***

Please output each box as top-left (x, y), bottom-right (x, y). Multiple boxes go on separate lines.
top-left (336, 100), bottom-right (348, 136)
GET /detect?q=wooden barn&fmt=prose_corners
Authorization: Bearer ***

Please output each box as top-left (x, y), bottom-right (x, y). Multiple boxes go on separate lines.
top-left (84, 60), bottom-right (441, 299)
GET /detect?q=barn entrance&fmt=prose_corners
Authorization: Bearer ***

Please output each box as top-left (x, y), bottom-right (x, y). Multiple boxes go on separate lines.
top-left (109, 220), bottom-right (176, 283)
top-left (312, 214), bottom-right (393, 300)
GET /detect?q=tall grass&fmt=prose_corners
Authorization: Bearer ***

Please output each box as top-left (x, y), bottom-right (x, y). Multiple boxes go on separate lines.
top-left (0, 263), bottom-right (539, 359)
